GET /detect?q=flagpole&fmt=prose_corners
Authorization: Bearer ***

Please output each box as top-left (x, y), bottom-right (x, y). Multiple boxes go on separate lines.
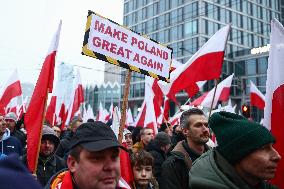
top-left (208, 79), bottom-right (219, 117)
top-left (118, 70), bottom-right (132, 144)
top-left (33, 90), bottom-right (49, 175)
top-left (172, 97), bottom-right (191, 117)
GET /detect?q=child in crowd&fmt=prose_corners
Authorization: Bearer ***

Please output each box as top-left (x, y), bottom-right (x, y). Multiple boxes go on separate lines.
top-left (130, 150), bottom-right (159, 189)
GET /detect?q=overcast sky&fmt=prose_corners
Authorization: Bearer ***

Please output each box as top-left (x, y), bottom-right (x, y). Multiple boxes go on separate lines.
top-left (0, 0), bottom-right (124, 87)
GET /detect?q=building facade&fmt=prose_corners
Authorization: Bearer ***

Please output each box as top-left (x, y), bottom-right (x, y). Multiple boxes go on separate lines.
top-left (122, 0), bottom-right (282, 120)
top-left (85, 82), bottom-right (120, 114)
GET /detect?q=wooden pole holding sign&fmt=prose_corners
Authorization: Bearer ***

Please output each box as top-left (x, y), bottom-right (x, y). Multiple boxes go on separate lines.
top-left (208, 79), bottom-right (219, 117)
top-left (118, 70), bottom-right (132, 144)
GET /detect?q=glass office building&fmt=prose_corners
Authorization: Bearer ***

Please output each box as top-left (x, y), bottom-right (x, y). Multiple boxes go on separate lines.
top-left (121, 0), bottom-right (282, 119)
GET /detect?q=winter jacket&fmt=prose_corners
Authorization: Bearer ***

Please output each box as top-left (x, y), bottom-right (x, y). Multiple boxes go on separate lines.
top-left (55, 131), bottom-right (73, 159)
top-left (132, 141), bottom-right (145, 153)
top-left (37, 154), bottom-right (66, 187)
top-left (11, 129), bottom-right (26, 147)
top-left (0, 128), bottom-right (23, 158)
top-left (147, 141), bottom-right (167, 185)
top-left (45, 169), bottom-right (123, 189)
top-left (22, 153), bottom-right (66, 187)
top-left (160, 140), bottom-right (210, 189)
top-left (189, 149), bottom-right (278, 189)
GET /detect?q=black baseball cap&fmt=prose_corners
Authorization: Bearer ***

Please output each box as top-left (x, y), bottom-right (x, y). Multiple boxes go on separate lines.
top-left (69, 121), bottom-right (127, 152)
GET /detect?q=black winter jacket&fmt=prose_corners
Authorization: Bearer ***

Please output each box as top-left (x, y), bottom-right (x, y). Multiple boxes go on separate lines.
top-left (148, 141), bottom-right (167, 185)
top-left (160, 140), bottom-right (210, 189)
top-left (37, 154), bottom-right (66, 187)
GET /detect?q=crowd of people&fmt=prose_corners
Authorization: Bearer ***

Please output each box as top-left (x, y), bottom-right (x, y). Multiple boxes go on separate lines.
top-left (0, 108), bottom-right (281, 189)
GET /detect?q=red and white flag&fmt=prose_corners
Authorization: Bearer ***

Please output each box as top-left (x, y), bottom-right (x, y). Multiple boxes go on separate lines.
top-left (250, 81), bottom-right (265, 110)
top-left (191, 74), bottom-right (234, 108)
top-left (263, 19), bottom-right (284, 188)
top-left (83, 104), bottom-right (95, 122)
top-left (45, 96), bottom-right (57, 125)
top-left (25, 21), bottom-right (62, 172)
top-left (133, 77), bottom-right (159, 134)
top-left (96, 102), bottom-right (109, 123)
top-left (66, 69), bottom-right (84, 124)
top-left (159, 25), bottom-right (231, 101)
top-left (134, 101), bottom-right (146, 127)
top-left (0, 69), bottom-right (22, 115)
top-left (126, 109), bottom-right (134, 127)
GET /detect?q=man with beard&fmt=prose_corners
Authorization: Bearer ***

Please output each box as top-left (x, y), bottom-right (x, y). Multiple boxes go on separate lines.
top-left (46, 121), bottom-right (127, 189)
top-left (25, 125), bottom-right (66, 186)
top-left (160, 108), bottom-right (211, 189)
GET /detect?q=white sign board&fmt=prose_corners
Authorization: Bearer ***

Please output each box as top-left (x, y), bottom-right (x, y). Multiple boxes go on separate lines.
top-left (82, 11), bottom-right (172, 82)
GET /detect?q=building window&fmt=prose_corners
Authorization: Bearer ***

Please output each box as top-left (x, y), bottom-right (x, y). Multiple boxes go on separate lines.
top-left (246, 59), bottom-right (257, 75)
top-left (258, 57), bottom-right (268, 74)
top-left (184, 19), bottom-right (198, 37)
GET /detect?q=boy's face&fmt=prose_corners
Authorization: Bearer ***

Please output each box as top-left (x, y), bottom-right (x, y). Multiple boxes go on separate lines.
top-left (133, 165), bottom-right (153, 187)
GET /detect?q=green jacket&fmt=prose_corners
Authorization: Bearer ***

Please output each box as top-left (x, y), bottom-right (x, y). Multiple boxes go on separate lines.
top-left (189, 149), bottom-right (278, 189)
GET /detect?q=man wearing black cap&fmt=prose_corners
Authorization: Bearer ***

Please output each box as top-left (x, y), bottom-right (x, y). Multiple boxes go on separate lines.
top-left (46, 121), bottom-right (126, 189)
top-left (190, 111), bottom-right (281, 189)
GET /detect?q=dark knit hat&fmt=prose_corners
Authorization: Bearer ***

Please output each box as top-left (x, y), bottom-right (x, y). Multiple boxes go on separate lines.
top-left (209, 111), bottom-right (275, 164)
top-left (154, 132), bottom-right (171, 146)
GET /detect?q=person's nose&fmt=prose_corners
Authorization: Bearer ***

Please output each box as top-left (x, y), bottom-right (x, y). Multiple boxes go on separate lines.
top-left (141, 169), bottom-right (146, 177)
top-left (271, 147), bottom-right (281, 162)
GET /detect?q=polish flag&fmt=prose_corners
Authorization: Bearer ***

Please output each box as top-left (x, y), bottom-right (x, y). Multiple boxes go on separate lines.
top-left (0, 70), bottom-right (22, 115)
top-left (191, 74), bottom-right (234, 108)
top-left (83, 104), bottom-right (95, 122)
top-left (6, 98), bottom-right (18, 115)
top-left (169, 112), bottom-right (183, 126)
top-left (96, 102), bottom-right (109, 123)
top-left (250, 81), bottom-right (265, 110)
top-left (25, 21), bottom-right (62, 173)
top-left (45, 96), bottom-right (57, 125)
top-left (263, 19), bottom-right (284, 188)
top-left (126, 109), bottom-right (134, 127)
top-left (134, 101), bottom-right (146, 127)
top-left (159, 25), bottom-right (231, 101)
top-left (105, 103), bottom-right (114, 123)
top-left (133, 78), bottom-right (159, 134)
top-left (17, 96), bottom-right (28, 119)
top-left (66, 70), bottom-right (84, 124)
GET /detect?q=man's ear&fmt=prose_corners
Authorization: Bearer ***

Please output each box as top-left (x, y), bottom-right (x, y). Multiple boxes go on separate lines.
top-left (67, 155), bottom-right (78, 172)
top-left (182, 128), bottom-right (189, 136)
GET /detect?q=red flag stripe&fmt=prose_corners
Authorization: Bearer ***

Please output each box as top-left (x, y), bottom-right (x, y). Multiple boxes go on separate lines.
top-left (25, 21), bottom-right (61, 172)
top-left (250, 93), bottom-right (265, 109)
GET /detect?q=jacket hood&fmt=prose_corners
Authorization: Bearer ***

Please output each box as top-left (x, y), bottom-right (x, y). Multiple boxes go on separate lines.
top-left (1, 128), bottom-right (10, 141)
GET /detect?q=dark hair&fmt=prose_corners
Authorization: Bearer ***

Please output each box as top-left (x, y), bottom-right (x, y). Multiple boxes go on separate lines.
top-left (159, 122), bottom-right (171, 132)
top-left (87, 118), bottom-right (95, 123)
top-left (130, 150), bottom-right (154, 168)
top-left (132, 127), bottom-right (142, 144)
top-left (69, 145), bottom-right (83, 162)
top-left (180, 108), bottom-right (205, 129)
